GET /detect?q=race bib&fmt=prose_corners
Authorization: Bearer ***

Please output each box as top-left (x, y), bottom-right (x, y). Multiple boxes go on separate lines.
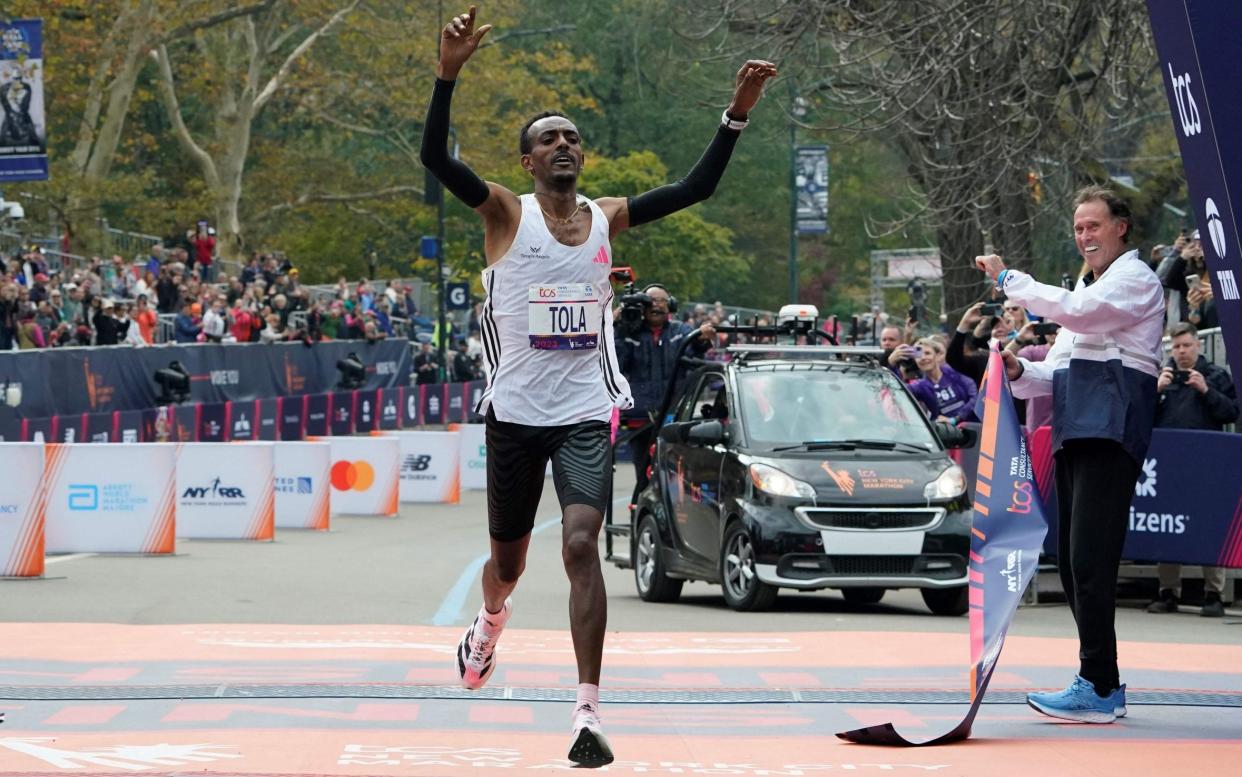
top-left (528, 283), bottom-right (600, 350)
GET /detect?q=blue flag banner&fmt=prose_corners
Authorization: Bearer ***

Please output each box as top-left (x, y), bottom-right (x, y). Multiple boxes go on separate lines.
top-left (836, 350), bottom-right (1048, 746)
top-left (0, 19), bottom-right (48, 182)
top-left (1147, 1), bottom-right (1242, 372)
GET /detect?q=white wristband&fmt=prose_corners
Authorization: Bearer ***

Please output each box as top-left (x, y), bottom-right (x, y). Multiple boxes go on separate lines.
top-left (721, 110), bottom-right (749, 131)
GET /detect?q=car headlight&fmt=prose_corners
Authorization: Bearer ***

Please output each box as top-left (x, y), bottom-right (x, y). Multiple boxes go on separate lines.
top-left (749, 463), bottom-right (816, 499)
top-left (924, 463), bottom-right (966, 499)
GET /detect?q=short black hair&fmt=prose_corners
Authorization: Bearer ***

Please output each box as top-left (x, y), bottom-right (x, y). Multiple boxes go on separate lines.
top-left (1073, 185), bottom-right (1133, 243)
top-left (519, 111), bottom-right (570, 155)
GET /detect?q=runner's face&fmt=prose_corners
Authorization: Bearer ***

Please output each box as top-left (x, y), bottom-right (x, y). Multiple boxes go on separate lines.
top-left (523, 117), bottom-right (582, 185)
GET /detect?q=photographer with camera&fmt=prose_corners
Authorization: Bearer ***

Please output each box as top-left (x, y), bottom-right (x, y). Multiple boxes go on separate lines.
top-left (1145, 323), bottom-right (1238, 618)
top-left (615, 283), bottom-right (715, 492)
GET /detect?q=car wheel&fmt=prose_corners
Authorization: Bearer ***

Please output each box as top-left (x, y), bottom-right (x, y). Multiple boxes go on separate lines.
top-left (842, 587), bottom-right (885, 605)
top-left (633, 515), bottom-right (683, 603)
top-left (720, 522), bottom-right (778, 611)
top-left (921, 586), bottom-right (968, 616)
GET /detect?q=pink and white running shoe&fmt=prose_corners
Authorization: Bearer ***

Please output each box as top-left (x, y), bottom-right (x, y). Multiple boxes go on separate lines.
top-left (455, 598), bottom-right (511, 690)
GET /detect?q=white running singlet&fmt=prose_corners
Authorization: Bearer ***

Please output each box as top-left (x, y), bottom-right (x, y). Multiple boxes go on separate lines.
top-left (476, 194), bottom-right (633, 426)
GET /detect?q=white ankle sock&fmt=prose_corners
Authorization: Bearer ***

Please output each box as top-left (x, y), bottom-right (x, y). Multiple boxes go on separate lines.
top-left (576, 683), bottom-right (600, 713)
top-left (479, 600), bottom-right (510, 631)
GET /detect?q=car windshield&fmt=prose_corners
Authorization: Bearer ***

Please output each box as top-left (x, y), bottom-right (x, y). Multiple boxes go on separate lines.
top-left (736, 366), bottom-right (939, 450)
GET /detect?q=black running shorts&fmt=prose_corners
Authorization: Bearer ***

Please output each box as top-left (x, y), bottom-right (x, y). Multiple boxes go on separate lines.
top-left (485, 408), bottom-right (612, 542)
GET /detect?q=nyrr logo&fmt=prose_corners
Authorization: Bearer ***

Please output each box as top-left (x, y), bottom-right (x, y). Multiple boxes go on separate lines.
top-left (1135, 458), bottom-right (1157, 498)
top-left (999, 549), bottom-right (1023, 593)
top-left (181, 477), bottom-right (246, 500)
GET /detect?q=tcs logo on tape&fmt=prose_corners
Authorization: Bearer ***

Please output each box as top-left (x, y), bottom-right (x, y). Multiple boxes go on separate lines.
top-left (331, 460), bottom-right (375, 492)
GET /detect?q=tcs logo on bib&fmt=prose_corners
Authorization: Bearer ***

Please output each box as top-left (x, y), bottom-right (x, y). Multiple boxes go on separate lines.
top-left (331, 460), bottom-right (375, 492)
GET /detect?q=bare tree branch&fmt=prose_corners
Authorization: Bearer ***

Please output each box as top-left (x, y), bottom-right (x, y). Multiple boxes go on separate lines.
top-left (253, 0), bottom-right (360, 111)
top-left (255, 185), bottom-right (424, 220)
top-left (151, 45), bottom-right (220, 188)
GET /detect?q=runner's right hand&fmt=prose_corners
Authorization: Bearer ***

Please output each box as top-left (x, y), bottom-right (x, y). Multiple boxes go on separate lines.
top-left (438, 6), bottom-right (493, 79)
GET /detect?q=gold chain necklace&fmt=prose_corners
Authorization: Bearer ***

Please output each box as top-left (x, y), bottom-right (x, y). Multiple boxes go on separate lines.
top-left (535, 194), bottom-right (582, 225)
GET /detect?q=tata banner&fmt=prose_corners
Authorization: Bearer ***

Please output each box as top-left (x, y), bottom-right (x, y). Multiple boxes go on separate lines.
top-left (42, 443), bottom-right (178, 554)
top-left (795, 145), bottom-right (829, 234)
top-left (1032, 426), bottom-right (1242, 568)
top-left (389, 430), bottom-right (461, 503)
top-left (176, 443), bottom-right (274, 540)
top-left (0, 339), bottom-right (412, 418)
top-left (0, 19), bottom-right (48, 182)
top-left (0, 443), bottom-right (45, 577)
top-left (1148, 1), bottom-right (1242, 365)
top-left (839, 351), bottom-right (1046, 746)
top-left (274, 442), bottom-right (331, 530)
top-left (325, 435), bottom-right (399, 517)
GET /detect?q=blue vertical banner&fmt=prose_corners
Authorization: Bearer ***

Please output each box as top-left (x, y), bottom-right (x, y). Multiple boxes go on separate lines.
top-left (0, 19), bottom-right (48, 182)
top-left (837, 351), bottom-right (1047, 746)
top-left (1147, 1), bottom-right (1242, 366)
top-left (795, 145), bottom-right (829, 234)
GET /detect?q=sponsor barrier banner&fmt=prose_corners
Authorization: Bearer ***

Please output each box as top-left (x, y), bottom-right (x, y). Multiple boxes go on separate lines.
top-left (377, 388), bottom-right (402, 430)
top-left (324, 435), bottom-right (399, 516)
top-left (401, 386), bottom-right (421, 427)
top-left (0, 19), bottom-right (48, 183)
top-left (227, 400), bottom-right (256, 441)
top-left (839, 351), bottom-right (1047, 745)
top-left (458, 422), bottom-right (487, 491)
top-left (20, 415), bottom-right (51, 442)
top-left (355, 389), bottom-right (378, 434)
top-left (280, 397), bottom-right (306, 441)
top-left (85, 411), bottom-right (114, 443)
top-left (117, 410), bottom-right (142, 443)
top-left (57, 414), bottom-right (82, 443)
top-left (464, 380), bottom-right (486, 422)
top-left (257, 398), bottom-right (279, 440)
top-left (420, 384), bottom-right (446, 426)
top-left (329, 392), bottom-right (355, 436)
top-left (388, 431), bottom-right (461, 503)
top-left (305, 393), bottom-right (330, 437)
top-left (1147, 1), bottom-right (1242, 369)
top-left (274, 442), bottom-right (331, 530)
top-left (43, 443), bottom-right (178, 554)
top-left (0, 443), bottom-right (46, 577)
top-left (198, 403), bottom-right (227, 442)
top-left (0, 407), bottom-right (20, 441)
top-left (0, 340), bottom-right (413, 418)
top-left (173, 404), bottom-right (198, 442)
top-left (176, 443), bottom-right (274, 540)
top-left (1032, 426), bottom-right (1242, 568)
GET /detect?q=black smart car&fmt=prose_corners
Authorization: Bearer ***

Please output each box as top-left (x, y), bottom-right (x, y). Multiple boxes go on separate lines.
top-left (608, 343), bottom-right (974, 615)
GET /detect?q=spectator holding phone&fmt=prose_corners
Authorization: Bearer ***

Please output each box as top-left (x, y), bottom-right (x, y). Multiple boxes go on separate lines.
top-left (1147, 323), bottom-right (1239, 617)
top-left (908, 337), bottom-right (977, 422)
top-left (1185, 270), bottom-right (1218, 330)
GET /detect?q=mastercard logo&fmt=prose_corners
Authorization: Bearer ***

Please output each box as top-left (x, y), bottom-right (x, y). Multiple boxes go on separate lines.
top-left (331, 460), bottom-right (375, 491)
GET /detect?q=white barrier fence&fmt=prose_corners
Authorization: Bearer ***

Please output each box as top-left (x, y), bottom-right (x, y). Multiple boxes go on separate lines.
top-left (458, 423), bottom-right (487, 491)
top-left (0, 443), bottom-right (46, 577)
top-left (176, 443), bottom-right (275, 540)
top-left (275, 442), bottom-right (331, 530)
top-left (324, 436), bottom-right (400, 517)
top-left (43, 443), bottom-right (178, 555)
top-left (388, 430), bottom-right (460, 503)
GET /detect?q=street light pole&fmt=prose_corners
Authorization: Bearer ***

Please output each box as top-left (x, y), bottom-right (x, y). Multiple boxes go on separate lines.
top-left (788, 121), bottom-right (798, 304)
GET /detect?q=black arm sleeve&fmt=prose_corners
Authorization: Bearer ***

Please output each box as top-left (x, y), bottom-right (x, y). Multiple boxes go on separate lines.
top-left (626, 124), bottom-right (741, 228)
top-left (419, 79), bottom-right (490, 209)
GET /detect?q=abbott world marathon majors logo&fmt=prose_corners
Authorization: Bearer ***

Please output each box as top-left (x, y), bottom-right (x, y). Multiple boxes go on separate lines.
top-left (1130, 458), bottom-right (1189, 535)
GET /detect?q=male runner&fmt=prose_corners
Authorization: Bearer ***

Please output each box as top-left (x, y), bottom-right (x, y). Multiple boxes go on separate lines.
top-left (420, 6), bottom-right (775, 766)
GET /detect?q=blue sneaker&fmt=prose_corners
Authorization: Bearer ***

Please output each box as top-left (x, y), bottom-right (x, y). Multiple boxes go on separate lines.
top-left (1109, 684), bottom-right (1127, 718)
top-left (1026, 675), bottom-right (1117, 723)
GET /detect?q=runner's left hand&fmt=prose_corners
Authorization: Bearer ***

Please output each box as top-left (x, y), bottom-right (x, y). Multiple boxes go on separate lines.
top-left (727, 60), bottom-right (778, 118)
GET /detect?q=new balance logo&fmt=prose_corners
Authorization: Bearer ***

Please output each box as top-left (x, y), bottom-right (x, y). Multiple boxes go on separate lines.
top-left (1218, 270), bottom-right (1239, 301)
top-left (593, 246), bottom-right (609, 264)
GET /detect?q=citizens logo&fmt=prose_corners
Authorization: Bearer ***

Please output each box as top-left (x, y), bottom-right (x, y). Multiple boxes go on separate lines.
top-left (331, 460), bottom-right (375, 492)
top-left (1135, 458), bottom-right (1157, 498)
top-left (181, 477), bottom-right (246, 502)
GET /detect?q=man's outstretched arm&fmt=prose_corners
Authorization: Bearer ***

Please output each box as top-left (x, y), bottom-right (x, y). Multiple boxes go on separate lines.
top-left (605, 60), bottom-right (777, 234)
top-left (418, 6), bottom-right (492, 209)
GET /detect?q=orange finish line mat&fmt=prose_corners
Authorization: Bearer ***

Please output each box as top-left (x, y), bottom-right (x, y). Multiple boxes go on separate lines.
top-left (1, 624), bottom-right (1240, 775)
